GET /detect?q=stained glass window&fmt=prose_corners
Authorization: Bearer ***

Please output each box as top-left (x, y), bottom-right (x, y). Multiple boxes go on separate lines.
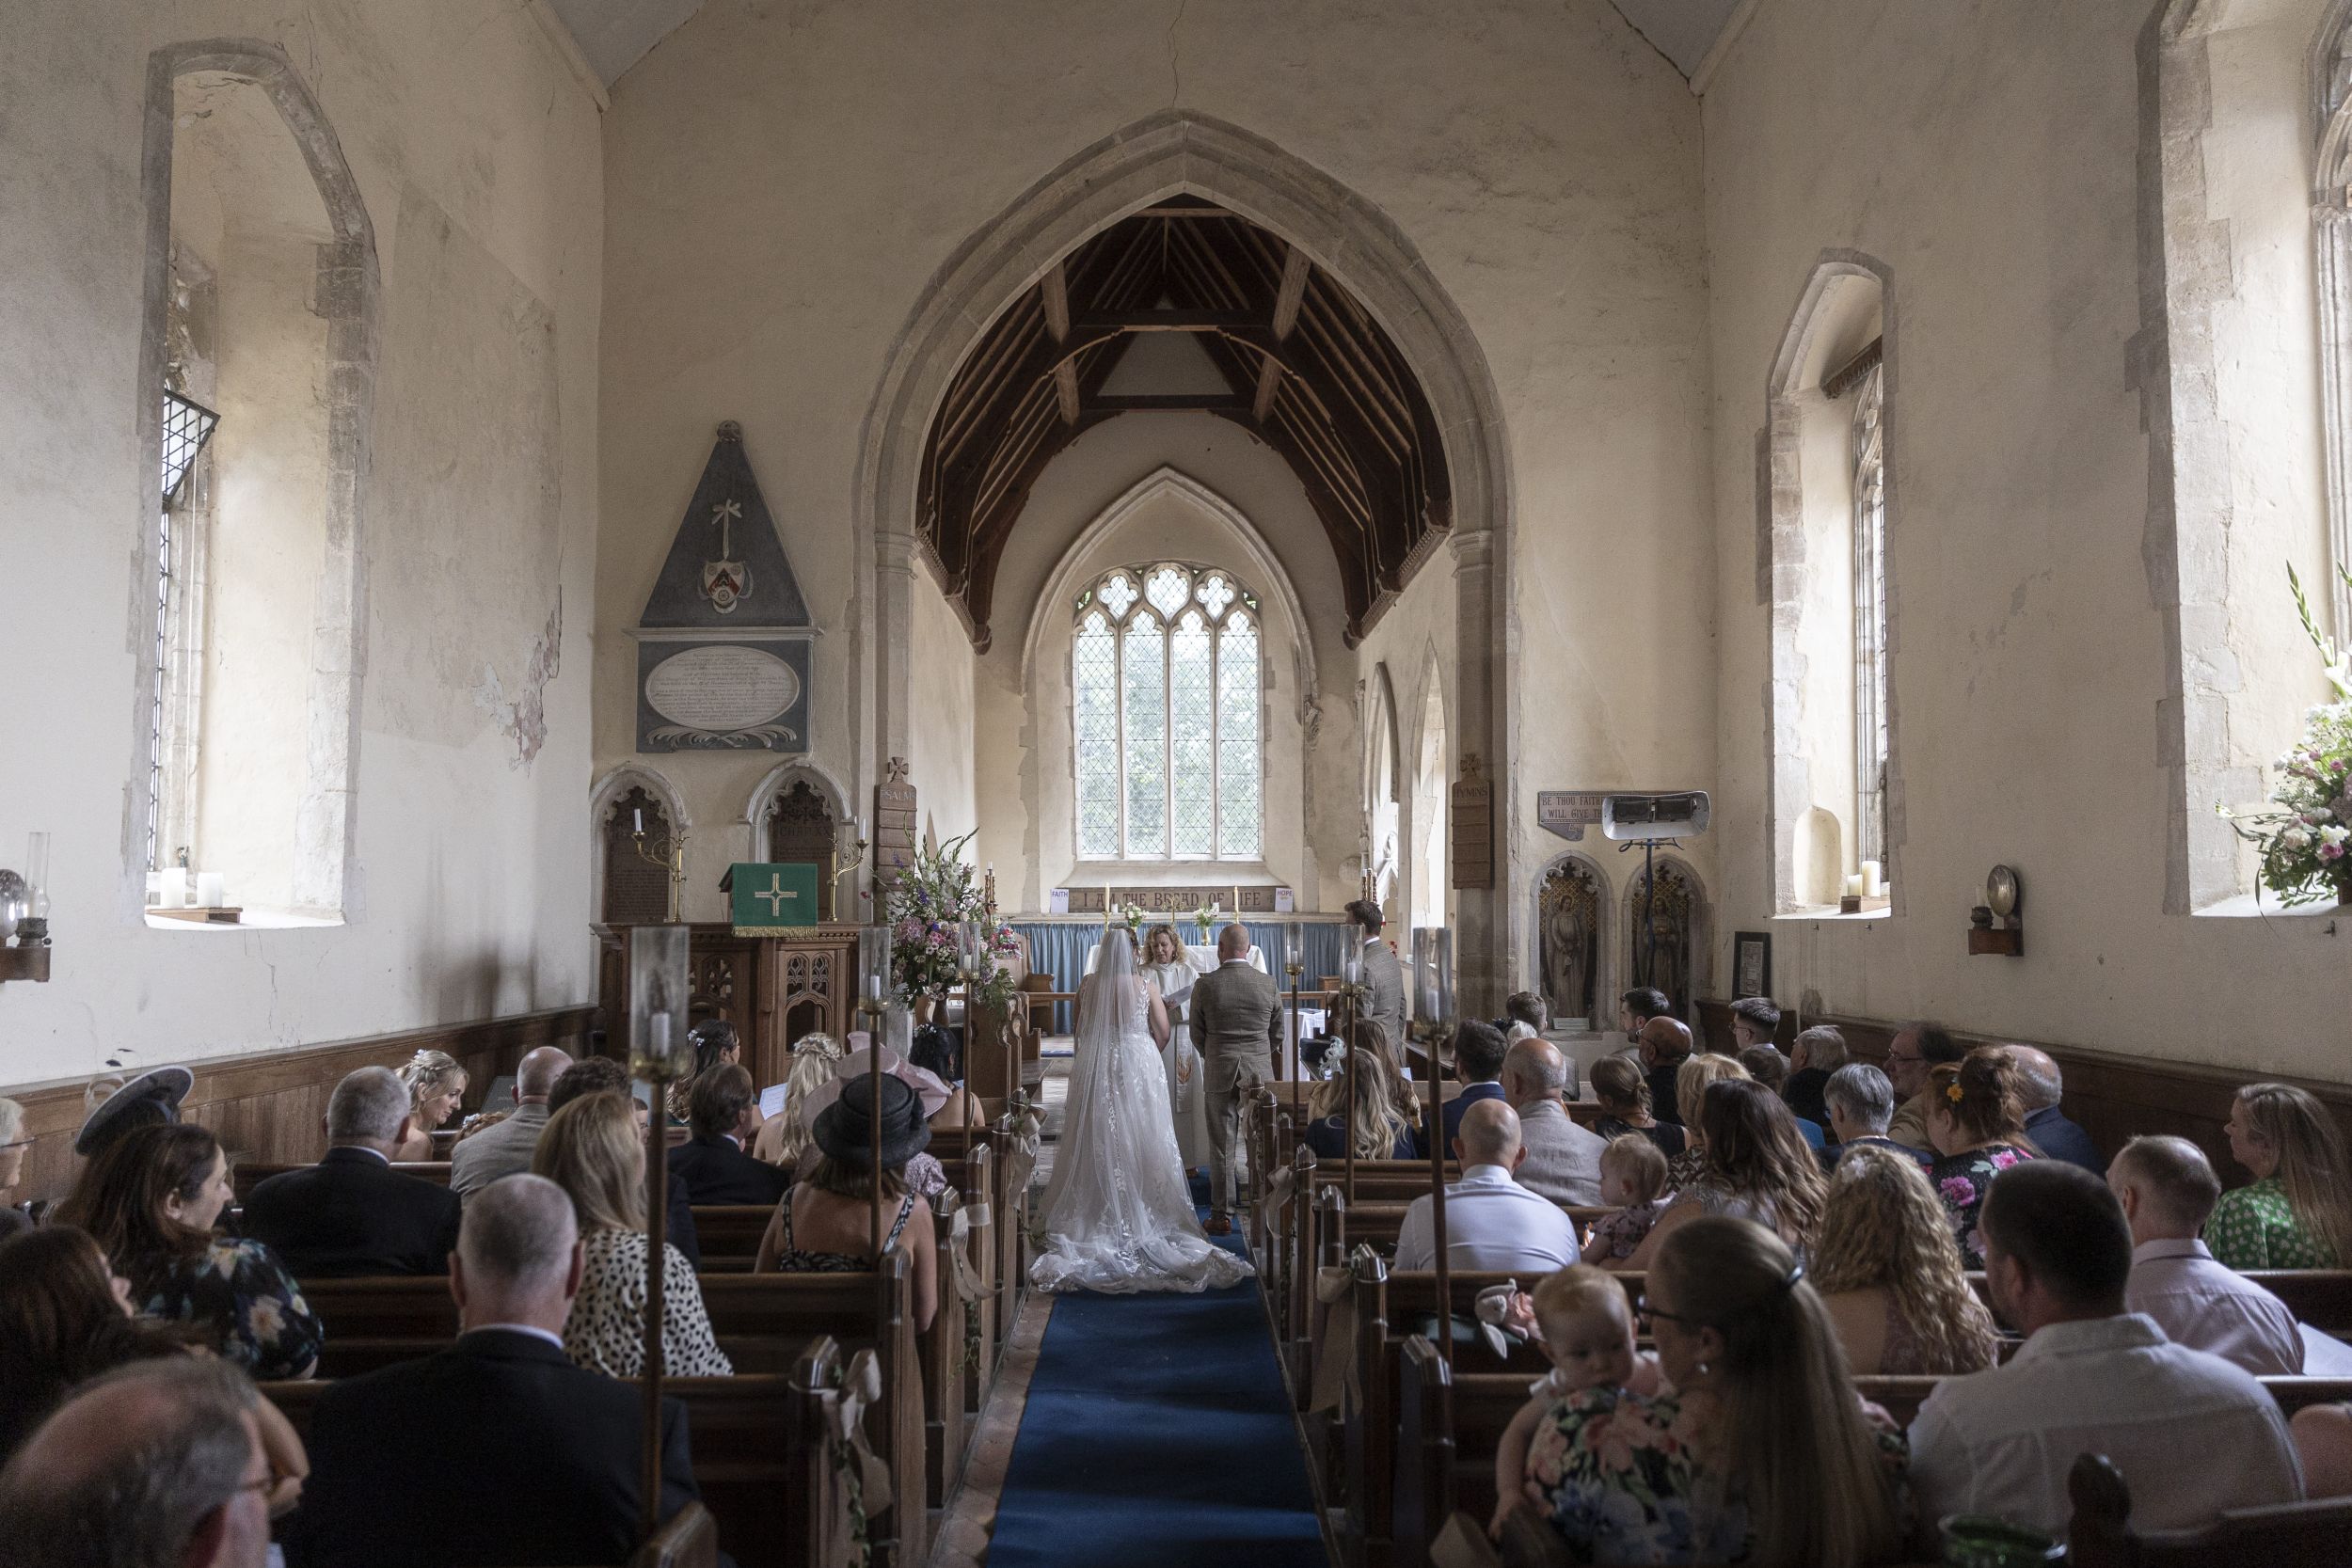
top-left (1070, 562), bottom-right (1265, 861)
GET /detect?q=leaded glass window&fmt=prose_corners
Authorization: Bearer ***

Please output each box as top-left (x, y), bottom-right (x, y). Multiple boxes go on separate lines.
top-left (1851, 365), bottom-right (1889, 866)
top-left (1072, 562), bottom-right (1265, 860)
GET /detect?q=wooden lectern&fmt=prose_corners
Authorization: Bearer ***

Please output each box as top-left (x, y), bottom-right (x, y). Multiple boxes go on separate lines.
top-left (594, 922), bottom-right (862, 1087)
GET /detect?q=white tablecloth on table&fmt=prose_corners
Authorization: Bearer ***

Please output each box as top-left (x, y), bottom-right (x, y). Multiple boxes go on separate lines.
top-left (1085, 942), bottom-right (1267, 976)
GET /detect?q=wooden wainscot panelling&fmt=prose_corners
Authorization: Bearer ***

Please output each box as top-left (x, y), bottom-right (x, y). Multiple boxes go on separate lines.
top-left (1696, 999), bottom-right (2352, 1185)
top-left (2, 1006), bottom-right (596, 1209)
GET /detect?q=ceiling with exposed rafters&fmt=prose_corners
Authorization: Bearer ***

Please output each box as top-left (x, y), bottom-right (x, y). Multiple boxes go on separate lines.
top-left (918, 198), bottom-right (1454, 651)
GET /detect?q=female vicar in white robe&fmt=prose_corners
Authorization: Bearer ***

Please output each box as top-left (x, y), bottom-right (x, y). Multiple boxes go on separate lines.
top-left (1138, 924), bottom-right (1210, 1170)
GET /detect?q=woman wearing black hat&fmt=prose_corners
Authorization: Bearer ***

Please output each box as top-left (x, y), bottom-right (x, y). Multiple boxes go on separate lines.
top-left (752, 1072), bottom-right (939, 1332)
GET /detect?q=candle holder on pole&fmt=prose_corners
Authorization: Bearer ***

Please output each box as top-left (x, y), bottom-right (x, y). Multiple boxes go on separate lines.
top-left (630, 818), bottom-right (689, 926)
top-left (1408, 927), bottom-right (1458, 1373)
top-left (626, 923), bottom-right (694, 1539)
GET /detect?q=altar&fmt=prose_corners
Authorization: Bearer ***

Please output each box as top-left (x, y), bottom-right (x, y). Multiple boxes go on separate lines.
top-left (593, 922), bottom-right (861, 1090)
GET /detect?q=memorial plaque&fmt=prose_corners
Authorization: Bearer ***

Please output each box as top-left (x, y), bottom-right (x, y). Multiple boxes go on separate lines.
top-left (1452, 753), bottom-right (1495, 890)
top-left (873, 759), bottom-right (918, 894)
top-left (635, 637), bottom-right (809, 752)
top-left (1537, 790), bottom-right (1608, 842)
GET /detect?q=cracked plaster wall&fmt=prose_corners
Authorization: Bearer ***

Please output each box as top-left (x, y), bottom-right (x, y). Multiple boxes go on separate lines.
top-left (1704, 0), bottom-right (2351, 1078)
top-left (0, 0), bottom-right (602, 1087)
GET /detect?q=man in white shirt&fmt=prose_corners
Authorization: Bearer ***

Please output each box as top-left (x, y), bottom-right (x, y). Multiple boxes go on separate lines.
top-left (1393, 1099), bottom-right (1581, 1273)
top-left (2108, 1133), bottom-right (2303, 1376)
top-left (1909, 1162), bottom-right (2302, 1544)
top-left (1501, 1037), bottom-right (1607, 1206)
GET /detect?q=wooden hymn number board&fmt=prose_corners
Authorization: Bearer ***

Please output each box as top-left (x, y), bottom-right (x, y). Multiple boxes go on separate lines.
top-left (1451, 752), bottom-right (1495, 890)
top-left (727, 863), bottom-right (822, 934)
top-left (873, 758), bottom-right (918, 895)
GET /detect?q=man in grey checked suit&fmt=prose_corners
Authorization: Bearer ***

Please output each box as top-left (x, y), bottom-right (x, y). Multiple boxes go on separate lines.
top-left (1189, 924), bottom-right (1284, 1235)
top-left (1347, 899), bottom-right (1407, 1062)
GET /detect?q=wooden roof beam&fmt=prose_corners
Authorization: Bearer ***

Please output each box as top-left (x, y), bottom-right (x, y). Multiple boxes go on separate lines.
top-left (1256, 244), bottom-right (1312, 421)
top-left (1042, 261), bottom-right (1081, 425)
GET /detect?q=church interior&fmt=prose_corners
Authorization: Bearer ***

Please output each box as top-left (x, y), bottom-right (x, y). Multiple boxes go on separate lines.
top-left (9, 0), bottom-right (2352, 1564)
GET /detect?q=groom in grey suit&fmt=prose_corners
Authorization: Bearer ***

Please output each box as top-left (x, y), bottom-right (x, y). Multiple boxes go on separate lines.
top-left (1189, 924), bottom-right (1283, 1235)
top-left (1347, 899), bottom-right (1408, 1060)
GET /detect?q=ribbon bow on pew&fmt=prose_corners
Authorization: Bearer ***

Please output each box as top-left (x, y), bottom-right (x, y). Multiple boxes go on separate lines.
top-left (946, 1203), bottom-right (990, 1304)
top-left (1309, 1259), bottom-right (1363, 1413)
top-left (817, 1348), bottom-right (895, 1568)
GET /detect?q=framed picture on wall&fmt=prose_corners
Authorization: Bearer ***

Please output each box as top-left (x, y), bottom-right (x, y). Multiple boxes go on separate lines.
top-left (1731, 931), bottom-right (1772, 1000)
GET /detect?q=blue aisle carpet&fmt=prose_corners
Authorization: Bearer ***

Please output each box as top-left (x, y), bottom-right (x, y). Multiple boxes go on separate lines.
top-left (986, 1175), bottom-right (1328, 1568)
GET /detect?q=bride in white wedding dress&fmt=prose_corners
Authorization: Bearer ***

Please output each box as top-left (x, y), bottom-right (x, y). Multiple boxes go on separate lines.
top-left (1027, 927), bottom-right (1255, 1293)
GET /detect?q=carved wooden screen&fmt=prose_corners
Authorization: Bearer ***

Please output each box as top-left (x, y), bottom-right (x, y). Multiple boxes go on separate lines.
top-left (602, 786), bottom-right (671, 925)
top-left (766, 779), bottom-right (836, 921)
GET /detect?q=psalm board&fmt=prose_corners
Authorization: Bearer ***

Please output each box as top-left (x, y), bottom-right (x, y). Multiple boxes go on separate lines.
top-left (634, 422), bottom-right (815, 752)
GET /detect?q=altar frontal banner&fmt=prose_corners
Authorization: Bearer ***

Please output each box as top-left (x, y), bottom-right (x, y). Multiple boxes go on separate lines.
top-left (728, 862), bottom-right (822, 933)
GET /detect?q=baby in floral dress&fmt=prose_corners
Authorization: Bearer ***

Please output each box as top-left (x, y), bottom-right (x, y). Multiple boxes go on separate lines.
top-left (1491, 1264), bottom-right (1663, 1537)
top-left (1584, 1134), bottom-right (1671, 1263)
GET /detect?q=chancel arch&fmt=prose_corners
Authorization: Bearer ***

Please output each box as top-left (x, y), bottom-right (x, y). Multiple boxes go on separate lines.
top-left (131, 40), bottom-right (378, 922)
top-left (1762, 252), bottom-right (1899, 916)
top-left (856, 110), bottom-right (1518, 1006)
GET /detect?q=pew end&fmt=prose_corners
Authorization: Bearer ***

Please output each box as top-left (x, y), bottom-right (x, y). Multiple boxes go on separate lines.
top-left (2067, 1449), bottom-right (2352, 1567)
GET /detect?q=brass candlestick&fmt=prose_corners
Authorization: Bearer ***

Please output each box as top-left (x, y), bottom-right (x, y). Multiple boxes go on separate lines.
top-left (831, 832), bottom-right (871, 920)
top-left (630, 826), bottom-right (688, 925)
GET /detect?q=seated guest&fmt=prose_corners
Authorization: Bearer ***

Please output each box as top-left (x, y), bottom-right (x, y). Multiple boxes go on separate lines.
top-left (549, 1058), bottom-right (699, 1267)
top-left (1740, 1044), bottom-right (1824, 1149)
top-left (284, 1176), bottom-right (710, 1568)
top-left (1615, 985), bottom-right (1671, 1041)
top-left (1588, 1052), bottom-right (1686, 1159)
top-left (1502, 1037), bottom-right (1607, 1205)
top-left (0, 1355), bottom-right (290, 1568)
top-left (55, 1124), bottom-right (322, 1380)
top-left (795, 1046), bottom-right (955, 1201)
top-left (1812, 1146), bottom-right (1998, 1374)
top-left (1782, 1024), bottom-right (1848, 1127)
top-left (532, 1093), bottom-right (731, 1379)
top-left (0, 1097), bottom-right (28, 1240)
top-left (0, 1227), bottom-right (188, 1462)
top-left (2009, 1044), bottom-right (2100, 1171)
top-left (2108, 1133), bottom-right (2302, 1375)
top-left (1633, 1011), bottom-right (1692, 1126)
top-left (1491, 1264), bottom-right (1662, 1538)
top-left (1440, 1019), bottom-right (1511, 1148)
top-left (1926, 1047), bottom-right (2041, 1265)
top-left (1618, 1078), bottom-right (1824, 1273)
top-left (1304, 1021), bottom-right (1420, 1161)
top-left (1820, 1061), bottom-right (1931, 1171)
top-left (1663, 1051), bottom-right (1750, 1193)
top-left (449, 1045), bottom-right (571, 1200)
top-left (666, 1019), bottom-right (746, 1124)
top-left (752, 1031), bottom-right (842, 1164)
top-left (1883, 1019), bottom-right (1964, 1149)
top-left (1727, 994), bottom-right (1780, 1050)
top-left (242, 1067), bottom-right (463, 1278)
top-left (668, 1064), bottom-right (792, 1206)
top-left (391, 1048), bottom-right (467, 1162)
top-left (1909, 1161), bottom-right (2302, 1541)
top-left (1523, 1214), bottom-right (1909, 1567)
top-left (1394, 1101), bottom-right (1580, 1274)
top-left (1501, 990), bottom-right (1546, 1041)
top-left (1582, 1132), bottom-right (1670, 1263)
top-left (2209, 1080), bottom-right (2352, 1269)
top-left (755, 1074), bottom-right (940, 1333)
top-left (72, 1064), bottom-right (194, 1162)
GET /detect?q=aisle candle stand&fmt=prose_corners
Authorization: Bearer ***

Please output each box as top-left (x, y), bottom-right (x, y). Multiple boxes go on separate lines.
top-left (1337, 943), bottom-right (1366, 1209)
top-left (626, 923), bottom-right (695, 1539)
top-left (1408, 927), bottom-right (1456, 1375)
top-left (1281, 926), bottom-right (1305, 1085)
top-left (857, 927), bottom-right (893, 1319)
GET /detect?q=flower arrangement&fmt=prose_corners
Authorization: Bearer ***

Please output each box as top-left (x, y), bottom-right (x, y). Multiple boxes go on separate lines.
top-left (1117, 901), bottom-right (1147, 938)
top-left (2223, 563), bottom-right (2352, 908)
top-left (1192, 898), bottom-right (1221, 943)
top-left (882, 830), bottom-right (1021, 1008)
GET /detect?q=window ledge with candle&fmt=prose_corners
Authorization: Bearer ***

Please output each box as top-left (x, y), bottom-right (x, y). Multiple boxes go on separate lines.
top-left (1, 833), bottom-right (54, 984)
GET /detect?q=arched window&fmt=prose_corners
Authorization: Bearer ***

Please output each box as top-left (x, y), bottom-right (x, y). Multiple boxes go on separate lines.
top-left (1073, 563), bottom-right (1263, 861)
top-left (1851, 362), bottom-right (1890, 867)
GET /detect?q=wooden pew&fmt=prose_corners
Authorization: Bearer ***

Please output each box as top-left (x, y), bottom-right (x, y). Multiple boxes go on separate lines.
top-left (2068, 1449), bottom-right (2352, 1566)
top-left (691, 1205), bottom-right (774, 1272)
top-left (293, 1256), bottom-right (930, 1568)
top-left (232, 1160), bottom-right (451, 1202)
top-left (259, 1343), bottom-right (841, 1568)
top-left (1331, 1196), bottom-right (1607, 1258)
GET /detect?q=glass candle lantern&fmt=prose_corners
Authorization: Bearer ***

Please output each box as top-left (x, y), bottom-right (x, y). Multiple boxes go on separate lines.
top-left (627, 924), bottom-right (694, 1082)
top-left (858, 925), bottom-right (892, 1020)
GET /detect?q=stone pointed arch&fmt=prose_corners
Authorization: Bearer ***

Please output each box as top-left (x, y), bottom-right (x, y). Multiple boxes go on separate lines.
top-left (126, 40), bottom-right (377, 918)
top-left (1532, 850), bottom-right (1613, 1032)
top-left (1759, 249), bottom-right (1903, 917)
top-left (588, 764), bottom-right (691, 924)
top-left (856, 110), bottom-right (1516, 1003)
top-left (1018, 467), bottom-right (1320, 724)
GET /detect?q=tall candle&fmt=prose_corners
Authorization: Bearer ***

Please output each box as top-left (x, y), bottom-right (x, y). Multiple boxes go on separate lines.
top-left (1844, 873), bottom-right (1864, 897)
top-left (1860, 860), bottom-right (1883, 897)
top-left (633, 808), bottom-right (644, 833)
top-left (649, 1013), bottom-right (671, 1053)
top-left (196, 872), bottom-right (225, 909)
top-left (158, 868), bottom-right (187, 910)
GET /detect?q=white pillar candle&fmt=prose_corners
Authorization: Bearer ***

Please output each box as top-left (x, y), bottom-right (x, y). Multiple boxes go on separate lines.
top-left (196, 872), bottom-right (225, 909)
top-left (1860, 860), bottom-right (1883, 897)
top-left (157, 868), bottom-right (188, 909)
top-left (1844, 873), bottom-right (1864, 897)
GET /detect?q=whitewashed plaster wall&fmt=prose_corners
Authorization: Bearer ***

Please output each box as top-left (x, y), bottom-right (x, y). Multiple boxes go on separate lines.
top-left (971, 413), bottom-right (1357, 911)
top-left (1703, 0), bottom-right (2351, 1078)
top-left (0, 0), bottom-right (602, 1087)
top-left (596, 0), bottom-right (1713, 965)
top-left (909, 568), bottom-right (978, 850)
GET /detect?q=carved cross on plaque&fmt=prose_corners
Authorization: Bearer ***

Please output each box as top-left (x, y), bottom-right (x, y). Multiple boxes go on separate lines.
top-left (710, 499), bottom-right (742, 560)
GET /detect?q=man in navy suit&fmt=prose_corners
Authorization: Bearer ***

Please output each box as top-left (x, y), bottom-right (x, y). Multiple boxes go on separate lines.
top-left (243, 1067), bottom-right (461, 1278)
top-left (2011, 1044), bottom-right (2103, 1171)
top-left (1440, 1020), bottom-right (1512, 1148)
top-left (667, 1064), bottom-right (791, 1206)
top-left (285, 1175), bottom-right (708, 1568)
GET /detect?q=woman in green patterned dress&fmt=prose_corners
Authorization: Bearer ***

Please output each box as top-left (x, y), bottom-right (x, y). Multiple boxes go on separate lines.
top-left (2208, 1083), bottom-right (2352, 1269)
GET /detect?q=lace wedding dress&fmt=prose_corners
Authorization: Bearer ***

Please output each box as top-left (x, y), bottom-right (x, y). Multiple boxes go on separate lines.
top-left (1028, 935), bottom-right (1255, 1294)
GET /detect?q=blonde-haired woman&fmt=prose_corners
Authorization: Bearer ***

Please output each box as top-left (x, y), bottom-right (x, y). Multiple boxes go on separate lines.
top-left (391, 1050), bottom-right (467, 1162)
top-left (1812, 1145), bottom-right (1999, 1375)
top-left (753, 1032), bottom-right (842, 1165)
top-left (532, 1091), bottom-right (731, 1379)
top-left (1303, 1020), bottom-right (1420, 1161)
top-left (1524, 1215), bottom-right (1909, 1567)
top-left (1661, 1052), bottom-right (1749, 1195)
top-left (2211, 1082), bottom-right (2352, 1268)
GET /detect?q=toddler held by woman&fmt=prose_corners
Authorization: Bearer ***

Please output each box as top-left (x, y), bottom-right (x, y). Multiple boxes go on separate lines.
top-left (1491, 1264), bottom-right (1661, 1537)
